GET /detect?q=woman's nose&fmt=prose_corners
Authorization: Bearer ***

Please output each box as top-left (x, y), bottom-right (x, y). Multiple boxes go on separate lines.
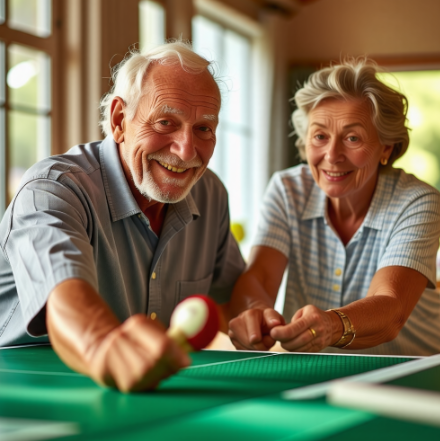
top-left (325, 138), bottom-right (345, 163)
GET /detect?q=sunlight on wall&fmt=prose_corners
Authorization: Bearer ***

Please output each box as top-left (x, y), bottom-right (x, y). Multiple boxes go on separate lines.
top-left (378, 70), bottom-right (440, 192)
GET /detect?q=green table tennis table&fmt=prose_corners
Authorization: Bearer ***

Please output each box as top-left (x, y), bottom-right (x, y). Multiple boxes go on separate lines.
top-left (1, 345), bottom-right (440, 440)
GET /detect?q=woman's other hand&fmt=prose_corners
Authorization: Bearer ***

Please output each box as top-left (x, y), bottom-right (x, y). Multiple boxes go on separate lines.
top-left (229, 307), bottom-right (285, 351)
top-left (227, 245), bottom-right (288, 351)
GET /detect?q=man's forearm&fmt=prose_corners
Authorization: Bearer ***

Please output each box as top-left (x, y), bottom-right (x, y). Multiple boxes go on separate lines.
top-left (47, 278), bottom-right (191, 391)
top-left (46, 278), bottom-right (121, 375)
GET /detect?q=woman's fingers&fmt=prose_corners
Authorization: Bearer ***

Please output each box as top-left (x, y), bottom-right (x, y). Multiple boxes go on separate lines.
top-left (270, 305), bottom-right (334, 352)
top-left (229, 308), bottom-right (284, 351)
top-left (262, 308), bottom-right (285, 330)
top-left (229, 309), bottom-right (263, 349)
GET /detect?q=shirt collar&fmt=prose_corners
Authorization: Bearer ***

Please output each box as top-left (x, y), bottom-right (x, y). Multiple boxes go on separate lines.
top-left (361, 169), bottom-right (394, 231)
top-left (100, 135), bottom-right (140, 222)
top-left (99, 135), bottom-right (200, 223)
top-left (171, 191), bottom-right (200, 223)
top-left (302, 181), bottom-right (327, 221)
top-left (300, 169), bottom-right (393, 231)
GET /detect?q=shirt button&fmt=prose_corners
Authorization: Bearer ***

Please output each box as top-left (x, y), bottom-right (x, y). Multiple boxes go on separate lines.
top-left (335, 268), bottom-right (342, 276)
top-left (151, 272), bottom-right (156, 280)
top-left (333, 284), bottom-right (340, 291)
top-left (150, 312), bottom-right (157, 320)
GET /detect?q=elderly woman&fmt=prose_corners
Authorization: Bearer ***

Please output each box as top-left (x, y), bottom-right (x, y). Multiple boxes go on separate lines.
top-left (228, 58), bottom-right (440, 356)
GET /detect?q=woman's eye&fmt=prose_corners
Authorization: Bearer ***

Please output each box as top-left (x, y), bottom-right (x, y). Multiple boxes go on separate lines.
top-left (315, 134), bottom-right (325, 140)
top-left (348, 136), bottom-right (359, 142)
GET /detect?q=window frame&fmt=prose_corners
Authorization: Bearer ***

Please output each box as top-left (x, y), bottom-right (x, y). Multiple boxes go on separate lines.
top-left (0, 0), bottom-right (62, 213)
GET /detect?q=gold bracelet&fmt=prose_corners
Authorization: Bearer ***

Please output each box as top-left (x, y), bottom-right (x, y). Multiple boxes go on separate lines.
top-left (328, 309), bottom-right (356, 349)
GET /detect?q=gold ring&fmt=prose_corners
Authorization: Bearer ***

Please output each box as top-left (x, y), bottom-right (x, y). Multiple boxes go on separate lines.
top-left (309, 327), bottom-right (317, 339)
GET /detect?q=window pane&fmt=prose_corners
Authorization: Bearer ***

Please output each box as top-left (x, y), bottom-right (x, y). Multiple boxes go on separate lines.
top-left (8, 110), bottom-right (50, 201)
top-left (379, 71), bottom-right (440, 192)
top-left (193, 16), bottom-right (223, 65)
top-left (0, 40), bottom-right (4, 105)
top-left (139, 1), bottom-right (165, 51)
top-left (8, 0), bottom-right (51, 37)
top-left (0, 0), bottom-right (5, 24)
top-left (223, 131), bottom-right (250, 220)
top-left (0, 40), bottom-right (4, 216)
top-left (7, 44), bottom-right (51, 112)
top-left (193, 15), bottom-right (253, 256)
top-left (222, 30), bottom-right (250, 126)
top-left (0, 107), bottom-right (5, 215)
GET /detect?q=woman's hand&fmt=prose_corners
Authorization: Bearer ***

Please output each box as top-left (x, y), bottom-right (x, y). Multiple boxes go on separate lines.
top-left (270, 305), bottom-right (341, 352)
top-left (228, 308), bottom-right (285, 351)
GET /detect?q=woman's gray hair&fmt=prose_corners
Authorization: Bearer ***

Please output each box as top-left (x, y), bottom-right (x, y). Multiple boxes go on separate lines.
top-left (100, 40), bottom-right (218, 137)
top-left (291, 57), bottom-right (409, 166)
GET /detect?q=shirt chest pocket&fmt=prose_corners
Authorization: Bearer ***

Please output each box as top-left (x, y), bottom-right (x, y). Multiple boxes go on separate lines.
top-left (176, 273), bottom-right (213, 303)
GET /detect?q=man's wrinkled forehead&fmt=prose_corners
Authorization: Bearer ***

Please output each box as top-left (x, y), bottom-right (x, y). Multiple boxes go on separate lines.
top-left (142, 63), bottom-right (221, 110)
top-left (152, 86), bottom-right (220, 109)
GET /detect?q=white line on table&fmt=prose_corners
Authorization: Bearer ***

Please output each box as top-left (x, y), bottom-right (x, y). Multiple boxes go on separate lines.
top-left (0, 354), bottom-right (281, 375)
top-left (0, 368), bottom-right (83, 377)
top-left (184, 353), bottom-right (280, 370)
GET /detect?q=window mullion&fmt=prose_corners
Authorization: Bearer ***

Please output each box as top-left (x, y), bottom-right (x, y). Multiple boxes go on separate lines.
top-left (0, 25), bottom-right (54, 53)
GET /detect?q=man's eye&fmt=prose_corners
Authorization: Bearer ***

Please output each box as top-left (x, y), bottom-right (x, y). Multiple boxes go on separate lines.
top-left (199, 126), bottom-right (210, 132)
top-left (159, 120), bottom-right (170, 126)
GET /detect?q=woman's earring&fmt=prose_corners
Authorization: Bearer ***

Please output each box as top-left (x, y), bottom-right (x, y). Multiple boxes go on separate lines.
top-left (380, 157), bottom-right (388, 166)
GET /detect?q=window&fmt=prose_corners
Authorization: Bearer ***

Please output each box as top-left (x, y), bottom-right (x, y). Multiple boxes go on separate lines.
top-left (192, 15), bottom-right (253, 256)
top-left (0, 0), bottom-right (58, 217)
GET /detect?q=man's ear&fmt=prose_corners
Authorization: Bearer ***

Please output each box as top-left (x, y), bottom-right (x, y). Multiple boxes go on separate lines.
top-left (110, 97), bottom-right (126, 143)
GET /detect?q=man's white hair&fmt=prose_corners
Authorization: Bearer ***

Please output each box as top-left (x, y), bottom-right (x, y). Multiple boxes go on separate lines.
top-left (99, 40), bottom-right (218, 137)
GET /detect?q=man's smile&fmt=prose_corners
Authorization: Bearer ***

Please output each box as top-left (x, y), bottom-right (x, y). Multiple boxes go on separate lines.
top-left (157, 160), bottom-right (188, 174)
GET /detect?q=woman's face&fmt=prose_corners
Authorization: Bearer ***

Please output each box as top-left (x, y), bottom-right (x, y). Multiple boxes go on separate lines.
top-left (305, 98), bottom-right (392, 204)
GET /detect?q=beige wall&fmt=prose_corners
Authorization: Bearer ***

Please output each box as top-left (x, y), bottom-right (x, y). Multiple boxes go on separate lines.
top-left (286, 0), bottom-right (440, 63)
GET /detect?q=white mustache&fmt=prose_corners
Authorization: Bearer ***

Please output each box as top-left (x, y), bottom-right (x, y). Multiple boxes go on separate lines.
top-left (147, 152), bottom-right (202, 169)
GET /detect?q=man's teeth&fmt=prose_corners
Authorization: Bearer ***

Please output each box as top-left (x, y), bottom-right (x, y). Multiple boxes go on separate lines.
top-left (326, 171), bottom-right (350, 177)
top-left (158, 161), bottom-right (187, 173)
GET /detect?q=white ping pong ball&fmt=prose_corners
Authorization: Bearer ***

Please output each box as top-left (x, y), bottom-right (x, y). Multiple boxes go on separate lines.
top-left (170, 297), bottom-right (208, 338)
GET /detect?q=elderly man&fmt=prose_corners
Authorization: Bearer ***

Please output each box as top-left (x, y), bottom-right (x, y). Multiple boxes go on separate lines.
top-left (0, 41), bottom-right (245, 391)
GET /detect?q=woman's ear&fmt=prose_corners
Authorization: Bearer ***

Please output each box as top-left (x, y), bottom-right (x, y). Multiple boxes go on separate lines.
top-left (110, 97), bottom-right (126, 143)
top-left (384, 144), bottom-right (393, 158)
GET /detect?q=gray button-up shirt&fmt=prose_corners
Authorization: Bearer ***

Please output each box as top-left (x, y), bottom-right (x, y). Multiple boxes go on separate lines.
top-left (0, 136), bottom-right (245, 346)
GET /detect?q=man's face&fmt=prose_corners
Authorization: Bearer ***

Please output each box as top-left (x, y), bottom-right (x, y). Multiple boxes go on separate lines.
top-left (114, 63), bottom-right (221, 204)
